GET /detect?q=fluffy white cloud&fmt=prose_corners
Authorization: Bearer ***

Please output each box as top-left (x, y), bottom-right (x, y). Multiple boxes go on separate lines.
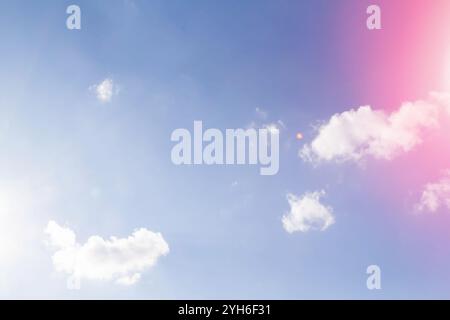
top-left (255, 107), bottom-right (268, 119)
top-left (300, 93), bottom-right (450, 163)
top-left (44, 221), bottom-right (169, 285)
top-left (91, 78), bottom-right (116, 103)
top-left (45, 221), bottom-right (76, 248)
top-left (416, 171), bottom-right (450, 212)
top-left (282, 191), bottom-right (335, 233)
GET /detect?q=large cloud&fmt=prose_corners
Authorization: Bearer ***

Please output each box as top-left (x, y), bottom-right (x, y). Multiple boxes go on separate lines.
top-left (44, 221), bottom-right (169, 285)
top-left (300, 93), bottom-right (450, 163)
top-left (282, 191), bottom-right (335, 233)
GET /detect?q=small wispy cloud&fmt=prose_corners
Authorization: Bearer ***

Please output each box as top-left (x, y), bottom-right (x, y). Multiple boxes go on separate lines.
top-left (44, 221), bottom-right (169, 286)
top-left (263, 120), bottom-right (286, 134)
top-left (255, 107), bottom-right (268, 120)
top-left (248, 107), bottom-right (286, 133)
top-left (282, 191), bottom-right (335, 233)
top-left (416, 171), bottom-right (450, 213)
top-left (90, 78), bottom-right (117, 103)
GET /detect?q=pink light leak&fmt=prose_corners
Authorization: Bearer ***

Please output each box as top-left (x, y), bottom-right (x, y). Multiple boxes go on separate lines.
top-left (329, 1), bottom-right (450, 224)
top-left (334, 0), bottom-right (450, 107)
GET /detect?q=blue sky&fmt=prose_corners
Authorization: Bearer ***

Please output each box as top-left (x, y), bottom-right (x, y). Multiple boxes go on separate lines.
top-left (1, 0), bottom-right (450, 299)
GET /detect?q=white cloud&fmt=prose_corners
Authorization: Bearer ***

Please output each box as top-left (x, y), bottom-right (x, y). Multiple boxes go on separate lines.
top-left (247, 120), bottom-right (285, 137)
top-left (116, 273), bottom-right (141, 286)
top-left (300, 93), bottom-right (450, 163)
top-left (255, 107), bottom-right (268, 119)
top-left (44, 221), bottom-right (169, 285)
top-left (249, 108), bottom-right (285, 133)
top-left (416, 171), bottom-right (450, 212)
top-left (45, 221), bottom-right (76, 248)
top-left (91, 78), bottom-right (116, 103)
top-left (282, 191), bottom-right (335, 233)
top-left (263, 120), bottom-right (286, 133)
